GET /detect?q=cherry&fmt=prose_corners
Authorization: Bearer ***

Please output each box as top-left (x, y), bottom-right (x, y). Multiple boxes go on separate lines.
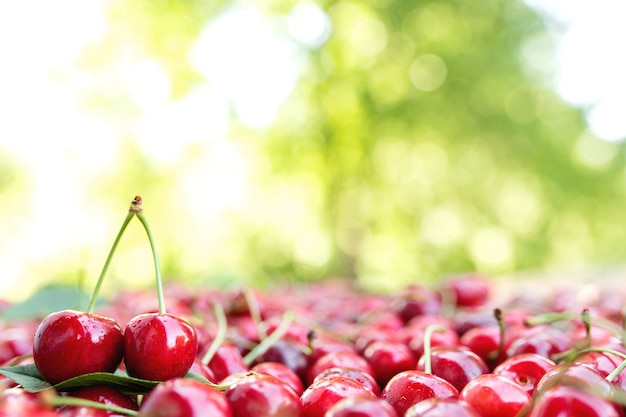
top-left (251, 361), bottom-right (304, 396)
top-left (224, 372), bottom-right (301, 417)
top-left (441, 274), bottom-right (490, 308)
top-left (122, 197), bottom-right (198, 381)
top-left (381, 370), bottom-right (459, 417)
top-left (188, 358), bottom-right (217, 383)
top-left (313, 366), bottom-right (381, 396)
top-left (300, 375), bottom-right (377, 417)
top-left (535, 362), bottom-right (614, 398)
top-left (139, 377), bottom-right (232, 417)
top-left (506, 326), bottom-right (572, 358)
top-left (33, 310), bottom-right (124, 384)
top-left (254, 339), bottom-right (309, 382)
top-left (528, 385), bottom-right (623, 417)
top-left (405, 398), bottom-right (481, 417)
top-left (417, 346), bottom-right (489, 392)
top-left (492, 352), bottom-right (555, 395)
top-left (362, 340), bottom-right (416, 386)
top-left (32, 198), bottom-right (143, 384)
top-left (459, 374), bottom-right (531, 417)
top-left (60, 386), bottom-right (139, 416)
top-left (325, 396), bottom-right (399, 417)
top-left (394, 285), bottom-right (443, 322)
top-left (206, 342), bottom-right (249, 383)
top-left (0, 387), bottom-right (58, 416)
top-left (306, 351), bottom-right (375, 385)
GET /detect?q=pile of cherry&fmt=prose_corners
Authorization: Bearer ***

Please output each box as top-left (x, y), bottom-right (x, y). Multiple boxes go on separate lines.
top-left (2, 198), bottom-right (626, 416)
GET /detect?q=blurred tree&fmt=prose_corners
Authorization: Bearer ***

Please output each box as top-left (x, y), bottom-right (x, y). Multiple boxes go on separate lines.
top-left (25, 0), bottom-right (625, 293)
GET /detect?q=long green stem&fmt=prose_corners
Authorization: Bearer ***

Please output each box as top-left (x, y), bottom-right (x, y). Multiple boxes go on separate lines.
top-left (86, 208), bottom-right (136, 314)
top-left (43, 390), bottom-right (138, 416)
top-left (243, 310), bottom-right (295, 366)
top-left (201, 303), bottom-right (228, 365)
top-left (135, 209), bottom-right (166, 315)
top-left (422, 325), bottom-right (446, 374)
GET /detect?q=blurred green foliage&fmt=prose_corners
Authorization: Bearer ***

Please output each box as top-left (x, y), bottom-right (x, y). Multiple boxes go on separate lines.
top-left (3, 0), bottom-right (626, 297)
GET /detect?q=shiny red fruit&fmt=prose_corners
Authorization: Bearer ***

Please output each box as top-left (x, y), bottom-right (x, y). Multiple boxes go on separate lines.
top-left (363, 340), bottom-right (416, 386)
top-left (381, 370), bottom-right (459, 417)
top-left (300, 375), bottom-right (377, 417)
top-left (441, 274), bottom-right (490, 308)
top-left (405, 398), bottom-right (481, 417)
top-left (33, 310), bottom-right (124, 384)
top-left (417, 347), bottom-right (489, 392)
top-left (123, 313), bottom-right (197, 381)
top-left (459, 374), bottom-right (531, 417)
top-left (313, 367), bottom-right (381, 396)
top-left (325, 396), bottom-right (398, 417)
top-left (251, 361), bottom-right (304, 396)
top-left (493, 353), bottom-right (555, 395)
top-left (225, 372), bottom-right (301, 417)
top-left (139, 377), bottom-right (232, 417)
top-left (528, 385), bottom-right (623, 417)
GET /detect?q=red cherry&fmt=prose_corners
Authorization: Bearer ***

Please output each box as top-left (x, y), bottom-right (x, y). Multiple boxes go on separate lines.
top-left (123, 312), bottom-right (197, 381)
top-left (441, 274), bottom-right (490, 308)
top-left (225, 372), bottom-right (301, 417)
top-left (417, 347), bottom-right (489, 392)
top-left (528, 385), bottom-right (623, 417)
top-left (33, 310), bottom-right (124, 384)
top-left (506, 326), bottom-right (571, 358)
top-left (188, 358), bottom-right (217, 383)
top-left (313, 367), bottom-right (381, 396)
top-left (460, 325), bottom-right (510, 369)
top-left (255, 339), bottom-right (309, 382)
top-left (381, 370), bottom-right (459, 417)
top-left (493, 352), bottom-right (555, 395)
top-left (395, 285), bottom-right (443, 322)
top-left (251, 361), bottom-right (305, 396)
top-left (60, 386), bottom-right (139, 416)
top-left (0, 387), bottom-right (58, 416)
top-left (459, 374), bottom-right (531, 417)
top-left (139, 377), bottom-right (232, 417)
top-left (300, 375), bottom-right (377, 417)
top-left (325, 396), bottom-right (398, 417)
top-left (405, 398), bottom-right (481, 417)
top-left (363, 340), bottom-right (416, 386)
top-left (406, 325), bottom-right (460, 359)
top-left (207, 342), bottom-right (249, 382)
top-left (535, 362), bottom-right (614, 398)
top-left (306, 351), bottom-right (375, 385)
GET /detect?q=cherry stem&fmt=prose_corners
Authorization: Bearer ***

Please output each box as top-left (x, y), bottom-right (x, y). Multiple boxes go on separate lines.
top-left (86, 199), bottom-right (139, 314)
top-left (42, 390), bottom-right (138, 416)
top-left (201, 302), bottom-right (228, 365)
top-left (491, 308), bottom-right (505, 360)
top-left (581, 308), bottom-right (592, 348)
top-left (422, 324), bottom-right (446, 374)
top-left (243, 310), bottom-right (295, 366)
top-left (244, 288), bottom-right (267, 341)
top-left (133, 198), bottom-right (166, 315)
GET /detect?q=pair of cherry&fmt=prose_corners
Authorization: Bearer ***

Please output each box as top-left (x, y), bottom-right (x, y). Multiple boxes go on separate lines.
top-left (32, 197), bottom-right (198, 385)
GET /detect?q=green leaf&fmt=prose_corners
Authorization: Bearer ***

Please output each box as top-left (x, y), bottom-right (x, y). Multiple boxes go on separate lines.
top-left (0, 363), bottom-right (160, 394)
top-left (0, 364), bottom-right (52, 392)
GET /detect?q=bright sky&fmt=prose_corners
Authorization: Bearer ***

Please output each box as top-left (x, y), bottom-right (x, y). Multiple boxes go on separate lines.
top-left (0, 0), bottom-right (623, 299)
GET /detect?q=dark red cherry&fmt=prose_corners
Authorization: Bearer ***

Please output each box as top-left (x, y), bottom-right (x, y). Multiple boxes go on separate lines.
top-left (417, 347), bottom-right (489, 392)
top-left (33, 310), bottom-right (124, 384)
top-left (405, 398), bottom-right (481, 417)
top-left (459, 374), bottom-right (531, 417)
top-left (528, 385), bottom-right (623, 417)
top-left (225, 372), bottom-right (301, 417)
top-left (325, 396), bottom-right (398, 417)
top-left (395, 285), bottom-right (443, 322)
top-left (139, 377), bottom-right (232, 417)
top-left (493, 352), bottom-right (555, 395)
top-left (256, 339), bottom-right (309, 382)
top-left (381, 370), bottom-right (459, 417)
top-left (300, 375), bottom-right (377, 417)
top-left (123, 312), bottom-right (197, 381)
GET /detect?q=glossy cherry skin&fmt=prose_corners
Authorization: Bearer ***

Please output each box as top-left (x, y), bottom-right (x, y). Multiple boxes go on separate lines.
top-left (207, 342), bottom-right (249, 383)
top-left (459, 374), bottom-right (532, 417)
top-left (381, 370), bottom-right (459, 417)
top-left (493, 353), bottom-right (555, 395)
top-left (60, 386), bottom-right (139, 416)
top-left (363, 340), bottom-right (416, 386)
top-left (325, 396), bottom-right (399, 417)
top-left (300, 375), bottom-right (377, 417)
top-left (528, 385), bottom-right (623, 417)
top-left (139, 377), bottom-right (232, 417)
top-left (306, 351), bottom-right (375, 385)
top-left (256, 339), bottom-right (309, 382)
top-left (251, 361), bottom-right (304, 396)
top-left (225, 372), bottom-right (301, 417)
top-left (417, 347), bottom-right (489, 392)
top-left (0, 387), bottom-right (58, 416)
top-left (405, 398), bottom-right (481, 417)
top-left (33, 310), bottom-right (124, 384)
top-left (123, 313), bottom-right (197, 381)
top-left (535, 362), bottom-right (614, 398)
top-left (313, 367), bottom-right (381, 396)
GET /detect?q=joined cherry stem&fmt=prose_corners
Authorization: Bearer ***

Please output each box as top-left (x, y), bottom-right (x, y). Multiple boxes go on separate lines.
top-left (135, 210), bottom-right (166, 315)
